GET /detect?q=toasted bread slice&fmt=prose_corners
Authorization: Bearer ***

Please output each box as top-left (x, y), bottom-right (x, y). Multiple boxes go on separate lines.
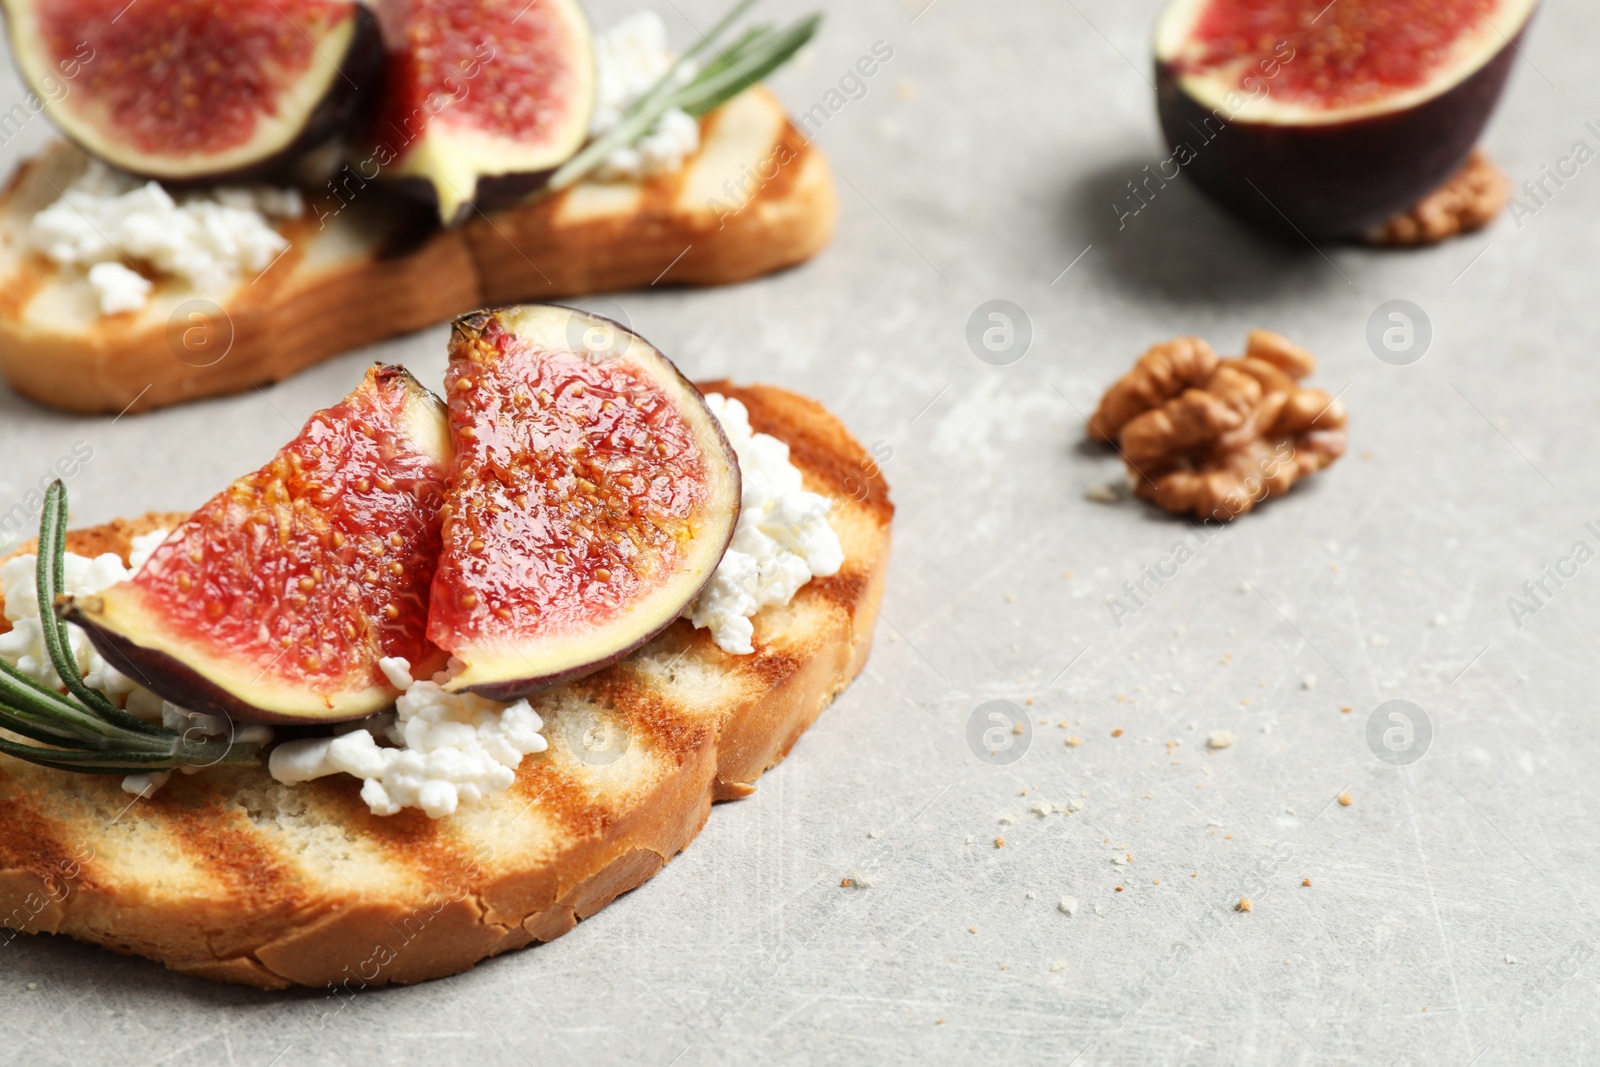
top-left (0, 383), bottom-right (890, 990)
top-left (0, 88), bottom-right (835, 415)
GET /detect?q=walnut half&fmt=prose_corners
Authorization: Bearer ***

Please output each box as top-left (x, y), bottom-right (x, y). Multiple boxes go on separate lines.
top-left (1088, 330), bottom-right (1347, 521)
top-left (1364, 150), bottom-right (1508, 247)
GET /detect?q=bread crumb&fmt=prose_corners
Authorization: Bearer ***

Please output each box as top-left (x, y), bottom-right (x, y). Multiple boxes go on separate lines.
top-left (1114, 885), bottom-right (1123, 892)
top-left (1207, 730), bottom-right (1234, 750)
top-left (994, 837), bottom-right (1006, 848)
top-left (1086, 483), bottom-right (1120, 503)
top-left (1058, 896), bottom-right (1079, 916)
top-left (1011, 721), bottom-right (1025, 735)
top-left (1236, 897), bottom-right (1252, 913)
top-left (1302, 878), bottom-right (1312, 887)
top-left (1050, 961), bottom-right (1065, 972)
top-left (935, 1017), bottom-right (945, 1025)
top-left (1065, 735), bottom-right (1082, 747)
top-left (1112, 853), bottom-right (1131, 865)
top-left (1111, 728), bottom-right (1124, 738)
top-left (1338, 791), bottom-right (1353, 807)
top-left (998, 813), bottom-right (1016, 825)
top-left (841, 877), bottom-right (852, 887)
top-left (969, 925), bottom-right (979, 934)
top-left (1340, 705), bottom-right (1353, 714)
top-left (26, 982), bottom-right (37, 991)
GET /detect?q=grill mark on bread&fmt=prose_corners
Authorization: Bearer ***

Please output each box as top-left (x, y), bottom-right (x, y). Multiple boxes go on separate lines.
top-left (749, 122), bottom-right (809, 205)
top-left (0, 773), bottom-right (94, 913)
top-left (156, 778), bottom-right (305, 912)
top-left (513, 758), bottom-right (612, 841)
top-left (295, 775), bottom-right (493, 913)
top-left (580, 671), bottom-right (713, 766)
top-left (807, 568), bottom-right (869, 613)
top-left (747, 647), bottom-right (802, 690)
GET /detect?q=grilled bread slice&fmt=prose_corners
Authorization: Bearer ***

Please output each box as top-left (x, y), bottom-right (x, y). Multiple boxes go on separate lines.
top-left (0, 88), bottom-right (835, 415)
top-left (0, 383), bottom-right (890, 990)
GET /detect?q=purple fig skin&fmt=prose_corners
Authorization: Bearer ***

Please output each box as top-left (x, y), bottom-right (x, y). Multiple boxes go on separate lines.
top-left (445, 306), bottom-right (742, 703)
top-left (1155, 20), bottom-right (1530, 240)
top-left (60, 602), bottom-right (373, 726)
top-left (3, 2), bottom-right (384, 189)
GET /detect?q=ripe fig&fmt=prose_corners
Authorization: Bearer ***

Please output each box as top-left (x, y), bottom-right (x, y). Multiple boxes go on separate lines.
top-left (67, 366), bottom-right (453, 724)
top-left (429, 305), bottom-right (741, 701)
top-left (1, 0), bottom-right (383, 184)
top-left (1154, 0), bottom-right (1539, 238)
top-left (365, 0), bottom-right (596, 225)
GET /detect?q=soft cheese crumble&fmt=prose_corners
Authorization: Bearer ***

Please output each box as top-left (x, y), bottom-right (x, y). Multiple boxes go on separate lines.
top-left (0, 530), bottom-right (269, 797)
top-left (269, 657), bottom-right (550, 819)
top-left (29, 160), bottom-right (303, 315)
top-left (686, 394), bottom-right (844, 655)
top-left (591, 12), bottom-right (702, 181)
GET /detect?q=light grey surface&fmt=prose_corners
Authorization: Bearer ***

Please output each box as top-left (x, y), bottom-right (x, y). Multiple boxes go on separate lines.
top-left (3, 1), bottom-right (1599, 1064)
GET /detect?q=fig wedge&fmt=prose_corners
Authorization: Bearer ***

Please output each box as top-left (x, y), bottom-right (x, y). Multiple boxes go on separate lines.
top-left (67, 366), bottom-right (452, 724)
top-left (429, 305), bottom-right (740, 701)
top-left (1154, 0), bottom-right (1538, 237)
top-left (367, 0), bottom-right (596, 224)
top-left (1, 0), bottom-right (383, 183)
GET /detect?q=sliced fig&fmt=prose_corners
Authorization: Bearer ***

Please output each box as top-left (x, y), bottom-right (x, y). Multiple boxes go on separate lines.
top-left (67, 366), bottom-right (452, 724)
top-left (367, 0), bottom-right (596, 225)
top-left (1, 0), bottom-right (382, 183)
top-left (1154, 0), bottom-right (1539, 238)
top-left (430, 304), bottom-right (740, 701)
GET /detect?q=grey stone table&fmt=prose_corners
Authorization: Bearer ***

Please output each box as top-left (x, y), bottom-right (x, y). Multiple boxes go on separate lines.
top-left (3, 1), bottom-right (1598, 1064)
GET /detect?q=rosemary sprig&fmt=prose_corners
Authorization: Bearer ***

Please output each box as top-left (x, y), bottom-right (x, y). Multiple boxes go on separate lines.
top-left (0, 481), bottom-right (261, 776)
top-left (548, 0), bottom-right (822, 191)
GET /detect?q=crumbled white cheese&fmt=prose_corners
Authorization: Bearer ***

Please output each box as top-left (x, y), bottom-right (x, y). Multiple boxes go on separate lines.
top-left (29, 159), bottom-right (302, 315)
top-left (87, 262), bottom-right (153, 314)
top-left (1058, 896), bottom-right (1079, 916)
top-left (269, 657), bottom-right (550, 819)
top-left (1207, 730), bottom-right (1235, 750)
top-left (590, 12), bottom-right (702, 180)
top-left (0, 532), bottom-right (271, 799)
top-left (0, 547), bottom-right (142, 699)
top-left (686, 394), bottom-right (845, 655)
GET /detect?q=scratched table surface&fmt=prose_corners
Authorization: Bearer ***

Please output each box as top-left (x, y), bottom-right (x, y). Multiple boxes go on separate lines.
top-left (3, 1), bottom-right (1599, 1064)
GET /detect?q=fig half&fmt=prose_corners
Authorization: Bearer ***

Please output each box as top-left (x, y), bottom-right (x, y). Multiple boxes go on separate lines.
top-left (67, 366), bottom-right (453, 724)
top-left (1154, 0), bottom-right (1539, 238)
top-left (367, 0), bottom-right (596, 225)
top-left (1, 0), bottom-right (383, 183)
top-left (429, 305), bottom-right (741, 701)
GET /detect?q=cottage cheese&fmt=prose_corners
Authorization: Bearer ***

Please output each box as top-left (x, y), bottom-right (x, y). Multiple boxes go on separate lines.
top-left (29, 160), bottom-right (303, 315)
top-left (590, 12), bottom-right (702, 181)
top-left (0, 530), bottom-right (271, 797)
top-left (0, 540), bottom-right (153, 700)
top-left (686, 394), bottom-right (845, 655)
top-left (269, 657), bottom-right (549, 819)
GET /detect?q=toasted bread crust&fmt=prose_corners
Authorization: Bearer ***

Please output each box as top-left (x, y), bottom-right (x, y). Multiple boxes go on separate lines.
top-left (0, 384), bottom-right (889, 990)
top-left (0, 89), bottom-right (836, 415)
